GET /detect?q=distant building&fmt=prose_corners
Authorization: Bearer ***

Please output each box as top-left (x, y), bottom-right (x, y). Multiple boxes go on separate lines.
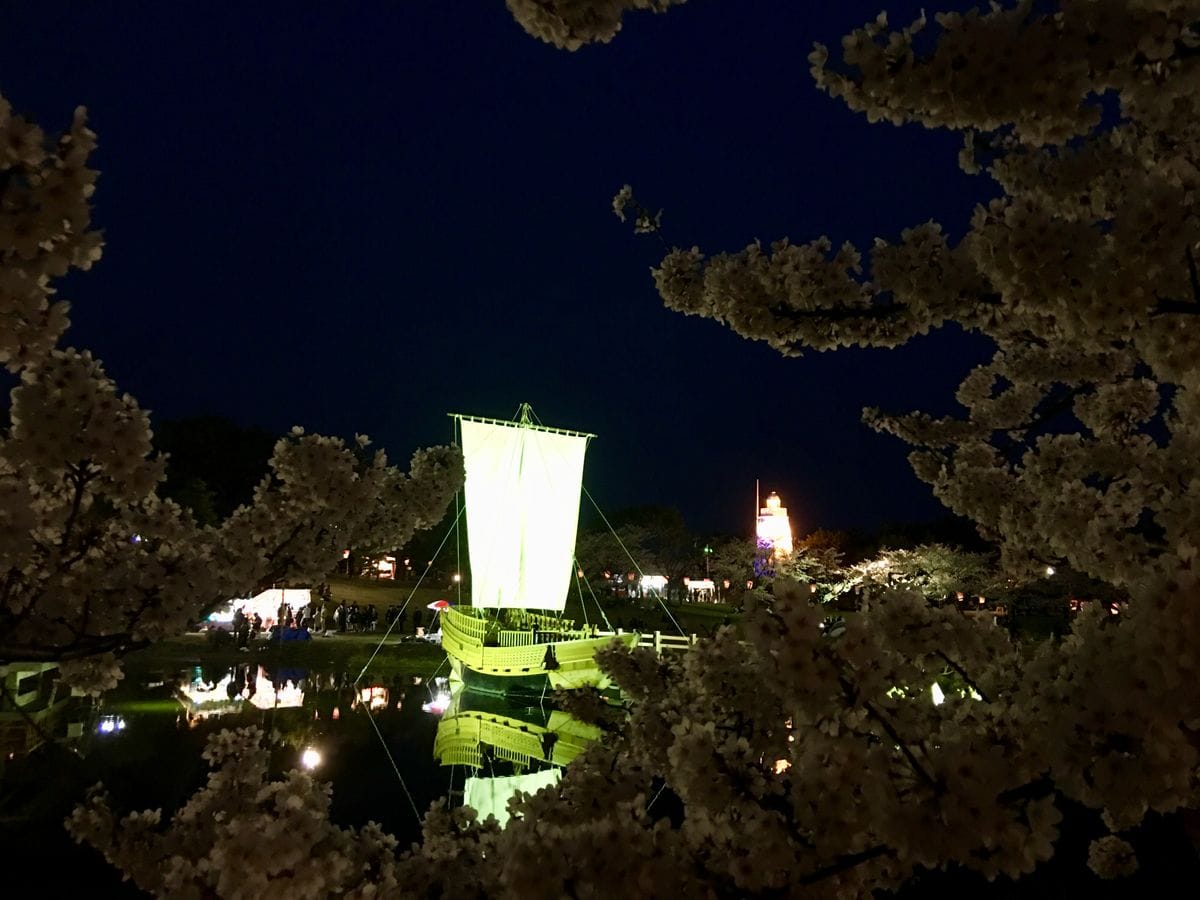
top-left (756, 491), bottom-right (793, 558)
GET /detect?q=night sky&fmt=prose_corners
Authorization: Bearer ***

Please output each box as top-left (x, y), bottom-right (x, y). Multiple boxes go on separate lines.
top-left (2, 2), bottom-right (993, 536)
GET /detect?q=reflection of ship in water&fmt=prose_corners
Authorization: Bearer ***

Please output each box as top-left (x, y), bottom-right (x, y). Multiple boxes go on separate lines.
top-left (432, 683), bottom-right (600, 824)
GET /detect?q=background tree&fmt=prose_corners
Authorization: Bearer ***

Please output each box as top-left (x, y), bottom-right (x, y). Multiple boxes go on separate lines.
top-left (836, 543), bottom-right (999, 603)
top-left (575, 523), bottom-right (650, 592)
top-left (775, 544), bottom-right (845, 595)
top-left (705, 535), bottom-right (756, 598)
top-left (795, 527), bottom-right (852, 556)
top-left (155, 417), bottom-right (277, 527)
top-left (576, 506), bottom-right (697, 600)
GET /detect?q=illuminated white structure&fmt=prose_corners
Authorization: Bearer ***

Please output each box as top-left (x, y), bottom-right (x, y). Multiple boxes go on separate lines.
top-left (249, 668), bottom-right (305, 710)
top-left (207, 588), bottom-right (312, 627)
top-left (177, 672), bottom-right (244, 719)
top-left (177, 665), bottom-right (304, 715)
top-left (640, 574), bottom-right (668, 596)
top-left (756, 491), bottom-right (793, 557)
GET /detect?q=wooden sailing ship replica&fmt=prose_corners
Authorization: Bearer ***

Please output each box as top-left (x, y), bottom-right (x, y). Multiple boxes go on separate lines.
top-left (440, 405), bottom-right (637, 696)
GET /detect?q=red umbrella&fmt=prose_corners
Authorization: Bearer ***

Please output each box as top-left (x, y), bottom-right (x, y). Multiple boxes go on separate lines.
top-left (426, 599), bottom-right (451, 611)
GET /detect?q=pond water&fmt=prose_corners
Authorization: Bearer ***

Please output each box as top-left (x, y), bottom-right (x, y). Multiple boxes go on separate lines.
top-left (0, 654), bottom-right (551, 895)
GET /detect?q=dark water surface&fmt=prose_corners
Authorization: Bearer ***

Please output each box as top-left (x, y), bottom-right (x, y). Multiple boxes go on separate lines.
top-left (0, 657), bottom-right (460, 895)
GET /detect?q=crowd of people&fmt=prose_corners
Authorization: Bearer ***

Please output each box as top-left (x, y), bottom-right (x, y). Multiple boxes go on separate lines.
top-left (226, 596), bottom-right (428, 647)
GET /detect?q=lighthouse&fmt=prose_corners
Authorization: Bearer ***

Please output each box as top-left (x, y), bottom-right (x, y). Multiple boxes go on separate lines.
top-left (756, 491), bottom-right (793, 558)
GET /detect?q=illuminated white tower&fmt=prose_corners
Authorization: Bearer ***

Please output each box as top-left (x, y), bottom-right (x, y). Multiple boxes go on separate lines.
top-left (756, 491), bottom-right (793, 558)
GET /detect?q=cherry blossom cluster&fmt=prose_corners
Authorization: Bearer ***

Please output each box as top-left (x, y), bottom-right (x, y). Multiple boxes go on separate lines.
top-left (506, 0), bottom-right (685, 50)
top-left (631, 1), bottom-right (1200, 597)
top-left (68, 727), bottom-right (402, 898)
top-left (0, 93), bottom-right (463, 669)
top-left (832, 543), bottom-right (999, 601)
top-left (0, 96), bottom-right (102, 369)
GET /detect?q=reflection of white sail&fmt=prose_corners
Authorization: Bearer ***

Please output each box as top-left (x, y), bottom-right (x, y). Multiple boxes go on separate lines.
top-left (463, 769), bottom-right (561, 825)
top-left (459, 419), bottom-right (587, 612)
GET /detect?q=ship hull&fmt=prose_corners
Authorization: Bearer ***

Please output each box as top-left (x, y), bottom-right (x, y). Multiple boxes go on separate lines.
top-left (441, 607), bottom-right (637, 698)
top-left (434, 688), bottom-right (601, 769)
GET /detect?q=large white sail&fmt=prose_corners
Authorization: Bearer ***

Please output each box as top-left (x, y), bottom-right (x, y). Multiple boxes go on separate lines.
top-left (458, 417), bottom-right (588, 612)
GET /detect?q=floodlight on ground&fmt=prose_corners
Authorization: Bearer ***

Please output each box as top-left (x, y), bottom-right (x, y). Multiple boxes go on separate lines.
top-left (301, 747), bottom-right (322, 769)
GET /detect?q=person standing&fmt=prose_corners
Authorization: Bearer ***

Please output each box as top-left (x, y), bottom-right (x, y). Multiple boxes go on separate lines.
top-left (232, 608), bottom-right (248, 649)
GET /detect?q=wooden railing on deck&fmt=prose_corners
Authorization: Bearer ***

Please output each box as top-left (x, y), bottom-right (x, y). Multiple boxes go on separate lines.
top-left (451, 607), bottom-right (700, 655)
top-left (594, 629), bottom-right (698, 654)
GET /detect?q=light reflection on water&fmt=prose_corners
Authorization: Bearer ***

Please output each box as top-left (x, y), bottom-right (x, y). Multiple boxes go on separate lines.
top-left (0, 658), bottom-right (466, 896)
top-left (2, 660), bottom-right (456, 837)
top-left (0, 659), bottom-right (601, 895)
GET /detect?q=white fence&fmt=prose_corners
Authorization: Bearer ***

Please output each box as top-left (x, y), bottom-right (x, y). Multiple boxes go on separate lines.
top-left (598, 629), bottom-right (699, 654)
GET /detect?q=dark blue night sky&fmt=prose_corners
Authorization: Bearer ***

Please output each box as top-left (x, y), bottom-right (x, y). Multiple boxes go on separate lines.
top-left (1, 2), bottom-right (992, 536)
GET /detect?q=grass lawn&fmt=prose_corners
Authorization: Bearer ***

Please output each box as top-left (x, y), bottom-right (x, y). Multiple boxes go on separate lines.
top-left (326, 575), bottom-right (452, 613)
top-left (324, 578), bottom-right (744, 633)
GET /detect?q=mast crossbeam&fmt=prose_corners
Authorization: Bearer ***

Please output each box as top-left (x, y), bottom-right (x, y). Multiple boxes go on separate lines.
top-left (449, 412), bottom-right (595, 439)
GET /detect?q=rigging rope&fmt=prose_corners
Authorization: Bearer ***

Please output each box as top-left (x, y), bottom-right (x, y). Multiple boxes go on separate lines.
top-left (573, 556), bottom-right (614, 633)
top-left (581, 485), bottom-right (688, 638)
top-left (358, 701), bottom-right (424, 825)
top-left (574, 570), bottom-right (589, 629)
top-left (524, 407), bottom-right (674, 638)
top-left (646, 780), bottom-right (668, 814)
top-left (454, 415), bottom-right (463, 607)
top-left (354, 503), bottom-right (466, 687)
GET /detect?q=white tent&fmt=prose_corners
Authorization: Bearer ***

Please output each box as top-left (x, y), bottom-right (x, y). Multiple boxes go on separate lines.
top-left (214, 588), bottom-right (312, 626)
